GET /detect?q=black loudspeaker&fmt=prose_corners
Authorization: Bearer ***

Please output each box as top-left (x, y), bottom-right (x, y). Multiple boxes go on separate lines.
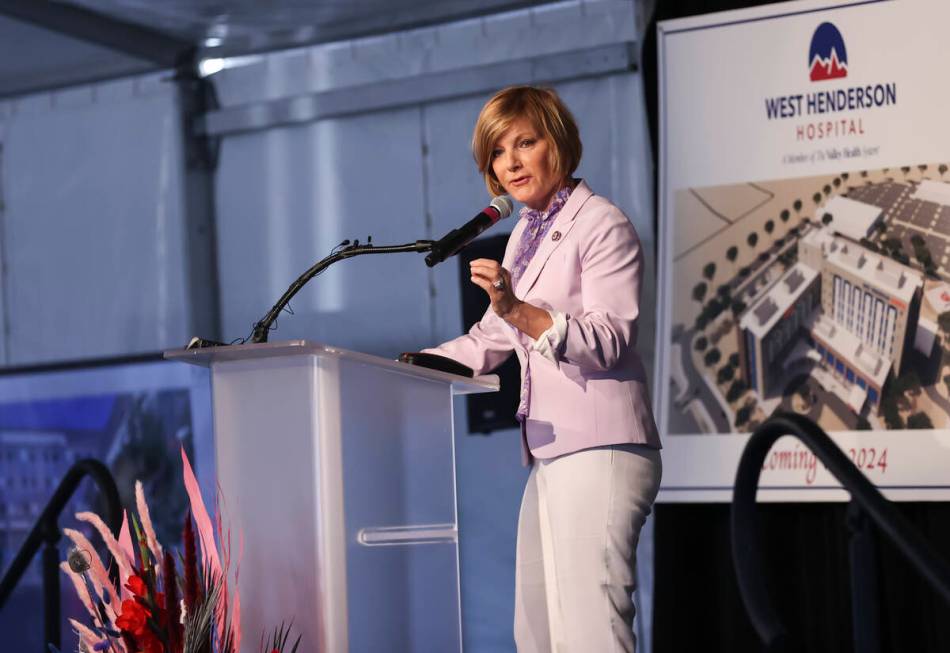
top-left (458, 234), bottom-right (521, 434)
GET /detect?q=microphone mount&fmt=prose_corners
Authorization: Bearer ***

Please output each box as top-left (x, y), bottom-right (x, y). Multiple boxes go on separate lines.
top-left (250, 238), bottom-right (434, 343)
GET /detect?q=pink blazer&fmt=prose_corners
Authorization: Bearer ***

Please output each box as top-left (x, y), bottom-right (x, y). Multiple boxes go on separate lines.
top-left (426, 180), bottom-right (660, 462)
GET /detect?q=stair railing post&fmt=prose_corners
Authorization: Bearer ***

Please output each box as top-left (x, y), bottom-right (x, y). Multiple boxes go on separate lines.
top-left (847, 501), bottom-right (882, 653)
top-left (42, 517), bottom-right (62, 651)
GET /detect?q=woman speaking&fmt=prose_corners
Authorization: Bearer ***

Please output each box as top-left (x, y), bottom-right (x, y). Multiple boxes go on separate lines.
top-left (424, 86), bottom-right (661, 652)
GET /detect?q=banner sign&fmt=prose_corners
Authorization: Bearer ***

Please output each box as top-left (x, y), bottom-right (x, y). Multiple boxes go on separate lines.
top-left (655, 0), bottom-right (950, 501)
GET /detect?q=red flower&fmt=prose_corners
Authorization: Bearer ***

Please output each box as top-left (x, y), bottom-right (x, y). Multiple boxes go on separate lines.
top-left (117, 595), bottom-right (165, 653)
top-left (116, 598), bottom-right (150, 636)
top-left (126, 575), bottom-right (148, 598)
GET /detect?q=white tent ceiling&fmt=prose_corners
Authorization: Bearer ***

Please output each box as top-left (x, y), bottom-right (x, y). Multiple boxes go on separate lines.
top-left (0, 0), bottom-right (555, 97)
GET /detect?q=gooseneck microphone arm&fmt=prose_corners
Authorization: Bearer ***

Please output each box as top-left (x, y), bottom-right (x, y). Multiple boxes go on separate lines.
top-left (425, 196), bottom-right (514, 267)
top-left (250, 239), bottom-right (434, 344)
top-left (249, 197), bottom-right (511, 344)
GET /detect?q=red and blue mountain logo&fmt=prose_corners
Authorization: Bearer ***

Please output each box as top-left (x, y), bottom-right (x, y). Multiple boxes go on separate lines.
top-left (808, 22), bottom-right (848, 82)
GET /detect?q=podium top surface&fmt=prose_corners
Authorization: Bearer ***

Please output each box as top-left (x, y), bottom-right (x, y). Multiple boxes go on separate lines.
top-left (164, 339), bottom-right (499, 395)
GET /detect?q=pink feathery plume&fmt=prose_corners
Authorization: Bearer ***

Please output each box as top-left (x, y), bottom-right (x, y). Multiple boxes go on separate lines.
top-left (61, 561), bottom-right (96, 619)
top-left (180, 447), bottom-right (222, 575)
top-left (214, 484), bottom-right (243, 653)
top-left (75, 511), bottom-right (133, 581)
top-left (118, 512), bottom-right (136, 600)
top-left (63, 528), bottom-right (119, 623)
top-left (69, 617), bottom-right (122, 653)
top-left (62, 528), bottom-right (121, 609)
top-left (181, 445), bottom-right (232, 650)
top-left (230, 590), bottom-right (242, 653)
top-left (216, 556), bottom-right (229, 649)
top-left (135, 480), bottom-right (163, 562)
top-left (230, 533), bottom-right (243, 653)
top-left (214, 498), bottom-right (233, 650)
top-left (229, 530), bottom-right (244, 652)
top-left (118, 511), bottom-right (136, 570)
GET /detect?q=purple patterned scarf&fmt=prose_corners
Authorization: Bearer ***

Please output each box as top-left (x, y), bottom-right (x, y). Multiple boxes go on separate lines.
top-left (509, 185), bottom-right (573, 287)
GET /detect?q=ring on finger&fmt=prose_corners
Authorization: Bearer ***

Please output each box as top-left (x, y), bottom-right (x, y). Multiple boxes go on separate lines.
top-left (491, 278), bottom-right (506, 290)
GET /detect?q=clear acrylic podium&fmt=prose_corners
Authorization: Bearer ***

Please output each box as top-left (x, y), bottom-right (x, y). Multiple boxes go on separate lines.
top-left (165, 340), bottom-right (498, 652)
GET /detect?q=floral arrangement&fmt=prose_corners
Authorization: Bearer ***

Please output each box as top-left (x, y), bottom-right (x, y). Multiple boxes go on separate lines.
top-left (55, 448), bottom-right (300, 653)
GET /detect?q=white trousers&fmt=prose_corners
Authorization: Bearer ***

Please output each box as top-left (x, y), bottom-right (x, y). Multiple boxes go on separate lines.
top-left (513, 444), bottom-right (662, 653)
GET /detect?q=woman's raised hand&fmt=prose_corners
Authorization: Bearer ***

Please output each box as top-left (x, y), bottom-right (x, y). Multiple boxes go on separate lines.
top-left (469, 258), bottom-right (520, 318)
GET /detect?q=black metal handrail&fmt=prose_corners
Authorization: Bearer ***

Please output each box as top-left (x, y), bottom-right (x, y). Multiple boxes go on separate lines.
top-left (731, 412), bottom-right (950, 652)
top-left (0, 458), bottom-right (122, 650)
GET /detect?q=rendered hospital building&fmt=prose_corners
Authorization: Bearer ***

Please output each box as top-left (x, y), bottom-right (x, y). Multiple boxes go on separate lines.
top-left (738, 193), bottom-right (925, 414)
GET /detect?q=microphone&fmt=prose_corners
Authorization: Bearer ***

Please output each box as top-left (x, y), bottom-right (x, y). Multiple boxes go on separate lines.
top-left (424, 196), bottom-right (513, 267)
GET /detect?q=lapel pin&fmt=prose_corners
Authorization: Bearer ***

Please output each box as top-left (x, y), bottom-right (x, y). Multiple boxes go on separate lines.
top-left (551, 231), bottom-right (562, 241)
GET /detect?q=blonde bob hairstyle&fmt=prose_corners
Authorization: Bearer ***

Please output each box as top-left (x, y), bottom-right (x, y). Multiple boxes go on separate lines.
top-left (472, 86), bottom-right (582, 197)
